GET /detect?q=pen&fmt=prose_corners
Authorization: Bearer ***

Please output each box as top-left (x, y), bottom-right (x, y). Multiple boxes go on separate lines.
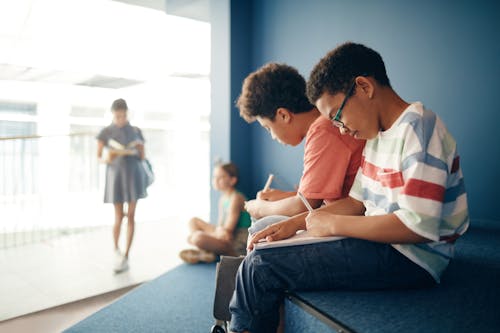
top-left (297, 191), bottom-right (314, 212)
top-left (263, 174), bottom-right (274, 191)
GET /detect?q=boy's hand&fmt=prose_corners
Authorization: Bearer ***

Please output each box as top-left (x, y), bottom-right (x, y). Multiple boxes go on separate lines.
top-left (244, 199), bottom-right (264, 219)
top-left (257, 189), bottom-right (296, 201)
top-left (247, 220), bottom-right (299, 251)
top-left (305, 210), bottom-right (335, 237)
top-left (257, 188), bottom-right (279, 201)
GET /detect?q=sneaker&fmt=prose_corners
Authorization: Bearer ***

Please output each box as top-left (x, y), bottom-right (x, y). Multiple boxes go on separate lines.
top-left (179, 249), bottom-right (216, 264)
top-left (114, 256), bottom-right (129, 273)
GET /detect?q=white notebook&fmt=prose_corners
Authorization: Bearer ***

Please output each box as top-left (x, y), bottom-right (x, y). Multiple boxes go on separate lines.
top-left (254, 230), bottom-right (344, 250)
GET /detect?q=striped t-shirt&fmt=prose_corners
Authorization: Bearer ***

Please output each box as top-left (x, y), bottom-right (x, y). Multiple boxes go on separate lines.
top-left (349, 102), bottom-right (469, 282)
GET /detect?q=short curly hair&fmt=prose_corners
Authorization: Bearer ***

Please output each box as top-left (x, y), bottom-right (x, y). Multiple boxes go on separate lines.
top-left (236, 63), bottom-right (313, 122)
top-left (307, 42), bottom-right (391, 104)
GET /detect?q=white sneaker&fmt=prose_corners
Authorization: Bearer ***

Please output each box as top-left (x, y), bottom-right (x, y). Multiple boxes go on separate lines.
top-left (114, 256), bottom-right (129, 273)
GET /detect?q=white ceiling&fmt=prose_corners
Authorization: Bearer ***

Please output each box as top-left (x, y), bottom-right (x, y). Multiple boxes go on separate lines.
top-left (114, 0), bottom-right (210, 22)
top-left (0, 0), bottom-right (210, 89)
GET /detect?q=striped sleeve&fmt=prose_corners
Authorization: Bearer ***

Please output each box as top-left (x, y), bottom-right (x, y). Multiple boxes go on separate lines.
top-left (394, 110), bottom-right (468, 241)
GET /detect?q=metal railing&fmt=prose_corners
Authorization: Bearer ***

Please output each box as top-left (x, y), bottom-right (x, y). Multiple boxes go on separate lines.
top-left (0, 132), bottom-right (104, 248)
top-left (0, 127), bottom-right (211, 249)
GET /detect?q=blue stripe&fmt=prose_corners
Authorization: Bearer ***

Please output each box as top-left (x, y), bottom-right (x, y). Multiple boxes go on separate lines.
top-left (362, 188), bottom-right (400, 213)
top-left (399, 108), bottom-right (436, 150)
top-left (444, 178), bottom-right (466, 203)
top-left (402, 152), bottom-right (448, 172)
top-left (414, 243), bottom-right (453, 259)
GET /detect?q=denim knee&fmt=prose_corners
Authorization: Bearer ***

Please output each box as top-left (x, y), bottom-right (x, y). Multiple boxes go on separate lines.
top-left (229, 250), bottom-right (282, 333)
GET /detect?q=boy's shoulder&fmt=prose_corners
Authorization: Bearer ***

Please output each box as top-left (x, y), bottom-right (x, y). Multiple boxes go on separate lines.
top-left (394, 102), bottom-right (450, 141)
top-left (306, 116), bottom-right (337, 139)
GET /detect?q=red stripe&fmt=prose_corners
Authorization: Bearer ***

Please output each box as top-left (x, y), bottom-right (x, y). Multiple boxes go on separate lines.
top-left (379, 172), bottom-right (404, 188)
top-left (451, 156), bottom-right (460, 174)
top-left (361, 160), bottom-right (379, 180)
top-left (361, 160), bottom-right (404, 188)
top-left (440, 233), bottom-right (460, 243)
top-left (401, 179), bottom-right (445, 202)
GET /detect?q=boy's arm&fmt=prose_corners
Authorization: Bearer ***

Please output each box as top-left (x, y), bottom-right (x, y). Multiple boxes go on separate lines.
top-left (306, 211), bottom-right (429, 243)
top-left (245, 195), bottom-right (322, 219)
top-left (247, 196), bottom-right (365, 250)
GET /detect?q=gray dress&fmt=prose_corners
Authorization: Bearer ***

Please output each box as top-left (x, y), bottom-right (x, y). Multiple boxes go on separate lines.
top-left (97, 123), bottom-right (148, 203)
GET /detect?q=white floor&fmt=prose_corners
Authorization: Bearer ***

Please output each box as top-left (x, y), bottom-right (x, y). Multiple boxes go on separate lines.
top-left (0, 285), bottom-right (136, 333)
top-left (0, 219), bottom-right (190, 323)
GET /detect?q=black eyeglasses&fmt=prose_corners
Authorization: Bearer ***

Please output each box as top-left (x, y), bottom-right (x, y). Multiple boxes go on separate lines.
top-left (330, 81), bottom-right (356, 129)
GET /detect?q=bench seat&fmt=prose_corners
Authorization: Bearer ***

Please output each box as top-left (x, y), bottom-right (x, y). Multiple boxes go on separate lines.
top-left (285, 220), bottom-right (500, 332)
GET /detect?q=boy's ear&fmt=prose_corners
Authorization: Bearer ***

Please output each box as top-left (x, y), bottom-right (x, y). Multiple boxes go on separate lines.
top-left (356, 76), bottom-right (375, 99)
top-left (276, 108), bottom-right (292, 123)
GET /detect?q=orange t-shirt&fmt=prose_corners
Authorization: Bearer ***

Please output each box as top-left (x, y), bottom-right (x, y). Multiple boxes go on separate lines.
top-left (297, 116), bottom-right (365, 204)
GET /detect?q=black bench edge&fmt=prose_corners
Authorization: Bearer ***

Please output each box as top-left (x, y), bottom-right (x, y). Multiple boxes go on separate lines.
top-left (286, 292), bottom-right (356, 333)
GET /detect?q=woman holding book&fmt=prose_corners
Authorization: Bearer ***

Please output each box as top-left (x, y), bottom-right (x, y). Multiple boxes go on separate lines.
top-left (96, 98), bottom-right (148, 273)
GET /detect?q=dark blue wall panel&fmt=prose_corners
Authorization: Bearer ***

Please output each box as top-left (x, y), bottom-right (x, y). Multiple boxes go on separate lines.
top-left (230, 0), bottom-right (254, 200)
top-left (248, 0), bottom-right (500, 221)
top-left (210, 0), bottom-right (231, 223)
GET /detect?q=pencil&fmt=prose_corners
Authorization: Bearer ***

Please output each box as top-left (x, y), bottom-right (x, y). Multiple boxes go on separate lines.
top-left (297, 191), bottom-right (314, 212)
top-left (263, 174), bottom-right (274, 191)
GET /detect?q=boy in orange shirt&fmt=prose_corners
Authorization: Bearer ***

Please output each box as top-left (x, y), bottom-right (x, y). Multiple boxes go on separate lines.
top-left (238, 63), bottom-right (364, 227)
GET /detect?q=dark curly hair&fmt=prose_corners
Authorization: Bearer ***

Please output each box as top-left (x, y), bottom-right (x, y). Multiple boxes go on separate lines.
top-left (236, 63), bottom-right (314, 122)
top-left (307, 42), bottom-right (391, 104)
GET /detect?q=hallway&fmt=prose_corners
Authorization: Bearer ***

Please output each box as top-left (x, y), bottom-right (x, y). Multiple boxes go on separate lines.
top-left (0, 219), bottom-right (189, 326)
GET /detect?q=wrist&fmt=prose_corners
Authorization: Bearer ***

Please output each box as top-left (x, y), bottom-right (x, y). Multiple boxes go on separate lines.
top-left (289, 214), bottom-right (306, 230)
top-left (329, 214), bottom-right (342, 236)
top-left (253, 200), bottom-right (266, 218)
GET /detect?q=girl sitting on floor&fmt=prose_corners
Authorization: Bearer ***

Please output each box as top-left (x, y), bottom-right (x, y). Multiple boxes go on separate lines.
top-left (180, 162), bottom-right (251, 264)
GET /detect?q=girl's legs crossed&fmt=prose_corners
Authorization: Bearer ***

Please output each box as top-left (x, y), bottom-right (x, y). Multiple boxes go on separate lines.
top-left (189, 217), bottom-right (215, 233)
top-left (229, 239), bottom-right (435, 333)
top-left (189, 231), bottom-right (235, 256)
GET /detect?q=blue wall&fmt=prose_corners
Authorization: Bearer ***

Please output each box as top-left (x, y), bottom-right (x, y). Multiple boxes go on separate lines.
top-left (209, 0), bottom-right (254, 222)
top-left (243, 0), bottom-right (500, 221)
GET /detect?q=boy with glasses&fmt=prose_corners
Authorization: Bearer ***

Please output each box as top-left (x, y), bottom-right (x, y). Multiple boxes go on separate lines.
top-left (229, 43), bottom-right (469, 333)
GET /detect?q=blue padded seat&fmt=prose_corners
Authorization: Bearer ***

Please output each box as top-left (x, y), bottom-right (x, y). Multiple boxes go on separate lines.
top-left (286, 220), bottom-right (500, 333)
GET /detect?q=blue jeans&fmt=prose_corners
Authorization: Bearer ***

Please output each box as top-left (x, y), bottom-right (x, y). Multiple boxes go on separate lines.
top-left (229, 237), bottom-right (435, 333)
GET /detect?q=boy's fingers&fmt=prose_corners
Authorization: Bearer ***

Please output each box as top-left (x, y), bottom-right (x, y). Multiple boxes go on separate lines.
top-left (250, 226), bottom-right (276, 244)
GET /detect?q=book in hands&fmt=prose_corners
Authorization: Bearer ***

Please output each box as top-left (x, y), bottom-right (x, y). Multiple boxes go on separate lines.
top-left (254, 230), bottom-right (344, 250)
top-left (107, 139), bottom-right (139, 156)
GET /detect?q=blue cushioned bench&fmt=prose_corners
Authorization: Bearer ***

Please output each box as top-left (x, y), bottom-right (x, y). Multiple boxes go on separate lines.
top-left (284, 220), bottom-right (500, 333)
top-left (66, 221), bottom-right (500, 333)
